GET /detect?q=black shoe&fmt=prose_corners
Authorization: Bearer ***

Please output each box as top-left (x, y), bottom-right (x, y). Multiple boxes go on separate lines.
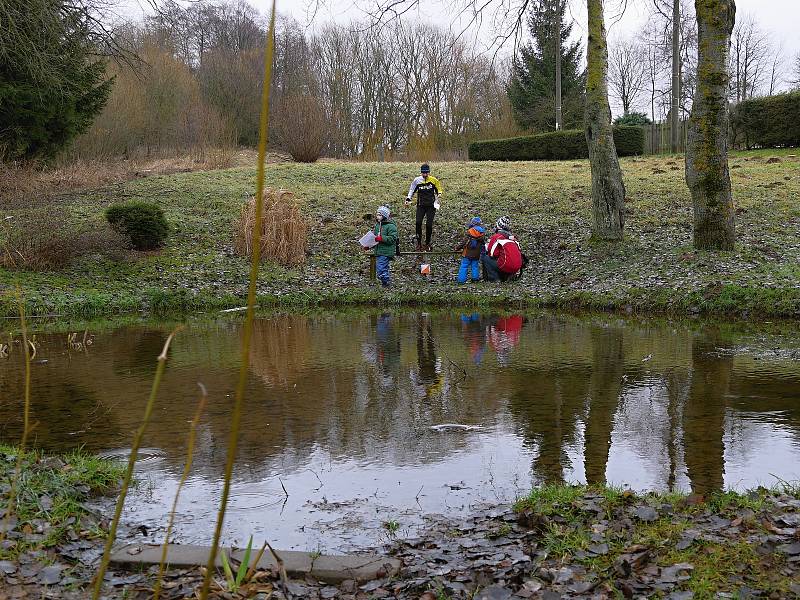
top-left (381, 281), bottom-right (391, 288)
top-left (425, 243), bottom-right (433, 252)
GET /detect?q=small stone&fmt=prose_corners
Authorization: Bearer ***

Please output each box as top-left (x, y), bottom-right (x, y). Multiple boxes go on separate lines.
top-left (0, 516), bottom-right (18, 533)
top-left (475, 585), bottom-right (512, 600)
top-left (0, 560), bottom-right (17, 574)
top-left (675, 538), bottom-right (694, 551)
top-left (517, 580), bottom-right (542, 597)
top-left (554, 567), bottom-right (574, 583)
top-left (588, 543), bottom-right (609, 555)
top-left (39, 565), bottom-right (63, 585)
top-left (779, 542), bottom-right (800, 556)
top-left (634, 506), bottom-right (659, 522)
top-left (568, 581), bottom-right (596, 594)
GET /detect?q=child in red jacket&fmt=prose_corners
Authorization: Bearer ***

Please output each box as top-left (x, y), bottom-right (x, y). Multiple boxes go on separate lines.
top-left (481, 216), bottom-right (525, 282)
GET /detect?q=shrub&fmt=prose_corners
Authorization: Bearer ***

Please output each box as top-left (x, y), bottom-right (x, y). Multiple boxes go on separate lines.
top-left (614, 111), bottom-right (651, 126)
top-left (468, 126), bottom-right (645, 161)
top-left (1, 209), bottom-right (130, 270)
top-left (234, 189), bottom-right (308, 267)
top-left (731, 91), bottom-right (800, 149)
top-left (276, 94), bottom-right (328, 163)
top-left (105, 202), bottom-right (169, 250)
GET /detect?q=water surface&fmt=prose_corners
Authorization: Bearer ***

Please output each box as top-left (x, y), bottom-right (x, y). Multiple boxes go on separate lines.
top-left (1, 311), bottom-right (799, 551)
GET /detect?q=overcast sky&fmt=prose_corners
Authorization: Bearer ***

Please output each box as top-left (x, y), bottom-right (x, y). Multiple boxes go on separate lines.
top-left (252, 0), bottom-right (800, 52)
top-left (124, 0), bottom-right (800, 64)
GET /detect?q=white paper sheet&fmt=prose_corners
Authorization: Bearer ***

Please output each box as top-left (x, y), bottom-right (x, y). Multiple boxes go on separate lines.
top-left (359, 230), bottom-right (378, 248)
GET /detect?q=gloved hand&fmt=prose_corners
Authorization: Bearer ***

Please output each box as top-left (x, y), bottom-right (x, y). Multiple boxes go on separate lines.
top-left (375, 235), bottom-right (383, 242)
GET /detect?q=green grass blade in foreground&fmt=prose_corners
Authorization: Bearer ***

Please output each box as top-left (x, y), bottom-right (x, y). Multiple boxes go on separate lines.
top-left (236, 536), bottom-right (254, 588)
top-left (0, 291), bottom-right (33, 545)
top-left (91, 326), bottom-right (183, 600)
top-left (220, 548), bottom-right (235, 592)
top-left (152, 383), bottom-right (208, 600)
top-left (199, 2), bottom-right (277, 598)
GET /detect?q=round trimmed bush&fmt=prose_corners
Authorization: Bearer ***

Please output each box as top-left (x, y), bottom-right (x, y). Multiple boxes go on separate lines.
top-left (105, 202), bottom-right (169, 251)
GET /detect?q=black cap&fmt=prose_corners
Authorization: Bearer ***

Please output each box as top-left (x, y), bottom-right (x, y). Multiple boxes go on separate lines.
top-left (420, 163), bottom-right (430, 173)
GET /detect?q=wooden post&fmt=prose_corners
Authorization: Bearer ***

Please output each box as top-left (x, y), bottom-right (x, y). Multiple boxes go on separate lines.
top-left (369, 254), bottom-right (377, 280)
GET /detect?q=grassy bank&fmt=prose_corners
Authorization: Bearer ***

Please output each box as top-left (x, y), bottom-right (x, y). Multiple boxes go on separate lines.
top-left (0, 444), bottom-right (124, 559)
top-left (2, 149), bottom-right (800, 318)
top-left (508, 485), bottom-right (800, 599)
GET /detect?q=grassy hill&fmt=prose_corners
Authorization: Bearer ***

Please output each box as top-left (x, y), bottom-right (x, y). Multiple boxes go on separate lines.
top-left (1, 149), bottom-right (799, 317)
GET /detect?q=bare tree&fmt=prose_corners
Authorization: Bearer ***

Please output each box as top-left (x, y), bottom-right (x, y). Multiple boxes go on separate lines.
top-left (685, 0), bottom-right (736, 251)
top-left (651, 0), bottom-right (684, 151)
top-left (729, 13), bottom-right (772, 103)
top-left (670, 0), bottom-right (680, 151)
top-left (766, 42), bottom-right (784, 97)
top-left (585, 0), bottom-right (625, 240)
top-left (793, 52), bottom-right (800, 89)
top-left (639, 20), bottom-right (669, 125)
top-left (609, 38), bottom-right (647, 114)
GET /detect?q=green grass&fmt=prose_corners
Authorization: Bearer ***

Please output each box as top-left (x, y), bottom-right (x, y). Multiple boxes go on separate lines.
top-left (2, 150), bottom-right (800, 317)
top-left (515, 484), bottom-right (799, 599)
top-left (0, 444), bottom-right (124, 559)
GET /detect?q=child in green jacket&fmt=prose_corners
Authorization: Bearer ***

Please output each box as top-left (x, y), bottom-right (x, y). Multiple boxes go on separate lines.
top-left (372, 205), bottom-right (398, 288)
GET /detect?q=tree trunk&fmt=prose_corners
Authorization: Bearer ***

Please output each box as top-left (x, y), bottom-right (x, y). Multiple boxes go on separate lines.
top-left (670, 0), bottom-right (681, 153)
top-left (686, 0), bottom-right (736, 251)
top-left (585, 0), bottom-right (625, 240)
top-left (555, 0), bottom-right (562, 130)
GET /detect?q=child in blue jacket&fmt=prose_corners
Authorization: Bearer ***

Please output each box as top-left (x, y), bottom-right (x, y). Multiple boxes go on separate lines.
top-left (455, 217), bottom-right (486, 283)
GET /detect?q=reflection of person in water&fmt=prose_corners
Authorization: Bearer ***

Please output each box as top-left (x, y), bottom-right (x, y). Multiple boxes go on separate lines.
top-left (460, 313), bottom-right (487, 364)
top-left (487, 315), bottom-right (526, 366)
top-left (412, 314), bottom-right (443, 399)
top-left (375, 313), bottom-right (401, 389)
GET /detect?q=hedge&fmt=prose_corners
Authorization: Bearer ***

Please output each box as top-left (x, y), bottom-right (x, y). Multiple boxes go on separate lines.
top-left (731, 91), bottom-right (800, 149)
top-left (468, 126), bottom-right (645, 161)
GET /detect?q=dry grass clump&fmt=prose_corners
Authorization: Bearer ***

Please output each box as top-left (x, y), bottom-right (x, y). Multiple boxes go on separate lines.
top-left (234, 189), bottom-right (308, 267)
top-left (1, 208), bottom-right (130, 270)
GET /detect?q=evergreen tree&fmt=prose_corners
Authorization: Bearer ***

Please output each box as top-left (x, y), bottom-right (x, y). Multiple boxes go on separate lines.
top-left (507, 0), bottom-right (585, 132)
top-left (0, 0), bottom-right (113, 161)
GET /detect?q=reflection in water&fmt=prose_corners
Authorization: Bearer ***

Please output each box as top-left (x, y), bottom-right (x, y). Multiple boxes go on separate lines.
top-left (413, 315), bottom-right (442, 400)
top-left (584, 326), bottom-right (624, 486)
top-left (684, 332), bottom-right (732, 493)
top-left (1, 312), bottom-right (800, 549)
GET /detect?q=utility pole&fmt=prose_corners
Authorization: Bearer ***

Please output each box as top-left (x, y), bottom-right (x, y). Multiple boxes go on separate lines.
top-left (555, 0), bottom-right (562, 130)
top-left (670, 0), bottom-right (680, 153)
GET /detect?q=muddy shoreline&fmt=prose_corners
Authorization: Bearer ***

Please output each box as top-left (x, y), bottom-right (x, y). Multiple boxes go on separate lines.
top-left (2, 447), bottom-right (799, 600)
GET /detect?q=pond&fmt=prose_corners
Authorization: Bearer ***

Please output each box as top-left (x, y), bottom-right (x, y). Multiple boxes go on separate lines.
top-left (1, 310), bottom-right (800, 552)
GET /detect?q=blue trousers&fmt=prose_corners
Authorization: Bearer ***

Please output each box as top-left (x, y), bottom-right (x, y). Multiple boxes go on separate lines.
top-left (458, 257), bottom-right (480, 283)
top-left (376, 255), bottom-right (392, 285)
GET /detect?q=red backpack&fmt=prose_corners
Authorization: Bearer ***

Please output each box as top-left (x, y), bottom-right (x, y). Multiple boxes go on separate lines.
top-left (492, 236), bottom-right (523, 274)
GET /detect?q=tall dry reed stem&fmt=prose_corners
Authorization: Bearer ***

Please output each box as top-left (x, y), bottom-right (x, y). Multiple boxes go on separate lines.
top-left (0, 290), bottom-right (32, 545)
top-left (199, 3), bottom-right (277, 598)
top-left (234, 189), bottom-right (308, 267)
top-left (91, 326), bottom-right (184, 600)
top-left (153, 383), bottom-right (208, 600)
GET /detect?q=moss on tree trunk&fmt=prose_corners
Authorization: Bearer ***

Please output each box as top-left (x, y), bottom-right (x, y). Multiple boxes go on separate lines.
top-left (585, 0), bottom-right (626, 241)
top-left (686, 0), bottom-right (737, 250)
